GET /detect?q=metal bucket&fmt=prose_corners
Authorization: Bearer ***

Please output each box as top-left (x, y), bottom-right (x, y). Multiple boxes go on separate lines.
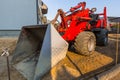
top-left (11, 24), bottom-right (68, 80)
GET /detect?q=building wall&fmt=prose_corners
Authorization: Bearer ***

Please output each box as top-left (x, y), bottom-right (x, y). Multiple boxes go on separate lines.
top-left (0, 0), bottom-right (37, 29)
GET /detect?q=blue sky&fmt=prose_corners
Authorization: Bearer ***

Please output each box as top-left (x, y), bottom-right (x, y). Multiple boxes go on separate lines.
top-left (43, 0), bottom-right (120, 20)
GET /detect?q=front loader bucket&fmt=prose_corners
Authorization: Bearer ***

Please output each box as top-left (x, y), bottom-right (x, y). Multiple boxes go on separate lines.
top-left (11, 24), bottom-right (68, 80)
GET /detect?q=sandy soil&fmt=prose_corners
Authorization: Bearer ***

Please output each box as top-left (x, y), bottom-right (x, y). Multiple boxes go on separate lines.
top-left (0, 38), bottom-right (26, 80)
top-left (108, 34), bottom-right (120, 39)
top-left (42, 51), bottom-right (113, 80)
top-left (0, 33), bottom-right (119, 80)
top-left (109, 72), bottom-right (120, 80)
top-left (0, 37), bottom-right (17, 55)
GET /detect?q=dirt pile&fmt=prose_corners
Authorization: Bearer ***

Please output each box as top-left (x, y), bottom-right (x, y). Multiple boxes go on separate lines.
top-left (42, 51), bottom-right (113, 80)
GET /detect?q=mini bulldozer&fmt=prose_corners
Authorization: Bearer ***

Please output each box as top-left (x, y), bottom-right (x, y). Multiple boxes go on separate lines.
top-left (11, 1), bottom-right (108, 80)
top-left (51, 2), bottom-right (108, 55)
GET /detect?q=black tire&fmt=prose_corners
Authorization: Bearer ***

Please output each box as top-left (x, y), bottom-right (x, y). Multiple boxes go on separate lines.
top-left (95, 29), bottom-right (108, 46)
top-left (101, 34), bottom-right (108, 46)
top-left (74, 31), bottom-right (96, 56)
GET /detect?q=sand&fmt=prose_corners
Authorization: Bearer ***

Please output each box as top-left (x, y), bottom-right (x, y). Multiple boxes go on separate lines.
top-left (42, 51), bottom-right (113, 80)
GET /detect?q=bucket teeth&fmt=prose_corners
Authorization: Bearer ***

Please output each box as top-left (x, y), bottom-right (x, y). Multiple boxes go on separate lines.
top-left (11, 24), bottom-right (68, 80)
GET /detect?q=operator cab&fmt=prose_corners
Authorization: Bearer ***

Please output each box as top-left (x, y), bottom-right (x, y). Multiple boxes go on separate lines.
top-left (89, 8), bottom-right (99, 27)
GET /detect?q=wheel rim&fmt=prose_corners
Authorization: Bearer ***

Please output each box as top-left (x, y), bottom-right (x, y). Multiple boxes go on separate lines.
top-left (88, 36), bottom-right (95, 52)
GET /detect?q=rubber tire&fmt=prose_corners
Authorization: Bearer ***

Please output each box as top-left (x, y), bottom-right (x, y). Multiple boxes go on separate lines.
top-left (101, 34), bottom-right (108, 46)
top-left (103, 29), bottom-right (108, 46)
top-left (74, 31), bottom-right (96, 56)
top-left (95, 29), bottom-right (108, 46)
